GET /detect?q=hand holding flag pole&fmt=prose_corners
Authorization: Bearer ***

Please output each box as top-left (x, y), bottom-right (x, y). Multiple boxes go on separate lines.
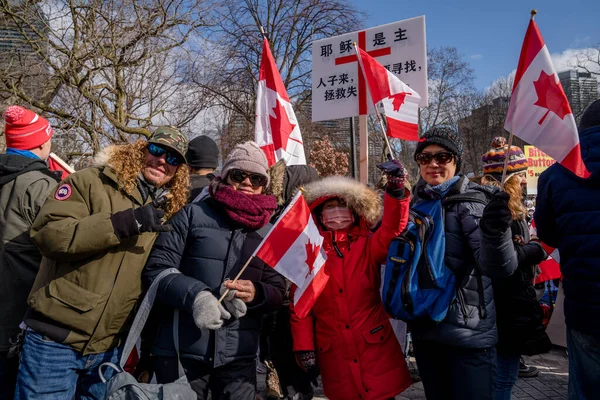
top-left (353, 42), bottom-right (397, 160)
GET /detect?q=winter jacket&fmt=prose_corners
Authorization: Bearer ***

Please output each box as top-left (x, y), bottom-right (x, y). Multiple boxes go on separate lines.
top-left (493, 218), bottom-right (551, 356)
top-left (188, 173), bottom-right (214, 202)
top-left (26, 148), bottom-right (162, 355)
top-left (535, 125), bottom-right (600, 336)
top-left (291, 176), bottom-right (412, 400)
top-left (0, 154), bottom-right (59, 351)
top-left (410, 175), bottom-right (518, 349)
top-left (142, 195), bottom-right (285, 367)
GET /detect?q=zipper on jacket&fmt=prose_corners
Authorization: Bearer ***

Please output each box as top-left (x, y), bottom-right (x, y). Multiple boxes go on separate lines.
top-left (457, 288), bottom-right (469, 325)
top-left (331, 235), bottom-right (344, 258)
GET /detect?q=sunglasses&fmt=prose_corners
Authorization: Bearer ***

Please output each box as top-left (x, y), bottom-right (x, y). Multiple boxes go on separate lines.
top-left (229, 169), bottom-right (268, 188)
top-left (415, 151), bottom-right (454, 165)
top-left (147, 143), bottom-right (182, 166)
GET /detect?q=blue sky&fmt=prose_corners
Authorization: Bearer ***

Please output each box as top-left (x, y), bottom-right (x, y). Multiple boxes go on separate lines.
top-left (350, 0), bottom-right (600, 90)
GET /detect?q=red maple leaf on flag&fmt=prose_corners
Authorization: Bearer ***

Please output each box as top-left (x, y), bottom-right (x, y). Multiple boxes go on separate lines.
top-left (269, 98), bottom-right (297, 152)
top-left (533, 71), bottom-right (572, 125)
top-left (388, 92), bottom-right (412, 112)
top-left (305, 239), bottom-right (321, 279)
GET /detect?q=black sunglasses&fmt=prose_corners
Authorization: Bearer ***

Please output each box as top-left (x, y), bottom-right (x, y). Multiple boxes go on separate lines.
top-left (229, 169), bottom-right (268, 188)
top-left (415, 151), bottom-right (454, 165)
top-left (147, 143), bottom-right (182, 166)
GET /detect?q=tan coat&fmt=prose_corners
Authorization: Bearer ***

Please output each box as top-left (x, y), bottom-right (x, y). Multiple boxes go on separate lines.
top-left (28, 164), bottom-right (158, 355)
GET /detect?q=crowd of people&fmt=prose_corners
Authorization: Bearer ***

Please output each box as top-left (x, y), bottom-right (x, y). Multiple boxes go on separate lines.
top-left (0, 99), bottom-right (599, 400)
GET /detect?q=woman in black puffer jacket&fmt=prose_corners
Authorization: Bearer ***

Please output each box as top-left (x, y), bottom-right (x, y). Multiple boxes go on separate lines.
top-left (481, 138), bottom-right (551, 400)
top-left (409, 127), bottom-right (518, 400)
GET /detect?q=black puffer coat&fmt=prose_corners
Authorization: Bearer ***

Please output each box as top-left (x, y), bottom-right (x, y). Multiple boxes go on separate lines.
top-left (410, 176), bottom-right (518, 349)
top-left (143, 195), bottom-right (285, 367)
top-left (493, 218), bottom-right (551, 356)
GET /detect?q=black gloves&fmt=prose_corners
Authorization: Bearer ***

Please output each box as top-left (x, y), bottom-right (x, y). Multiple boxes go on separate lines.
top-left (516, 241), bottom-right (548, 267)
top-left (111, 203), bottom-right (171, 240)
top-left (480, 191), bottom-right (512, 236)
top-left (295, 350), bottom-right (320, 386)
top-left (376, 159), bottom-right (407, 198)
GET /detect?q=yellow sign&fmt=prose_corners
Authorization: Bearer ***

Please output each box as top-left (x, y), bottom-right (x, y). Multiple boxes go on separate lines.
top-left (524, 145), bottom-right (556, 195)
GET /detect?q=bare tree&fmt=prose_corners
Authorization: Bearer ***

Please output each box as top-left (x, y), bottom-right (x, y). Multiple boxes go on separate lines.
top-left (0, 0), bottom-right (214, 158)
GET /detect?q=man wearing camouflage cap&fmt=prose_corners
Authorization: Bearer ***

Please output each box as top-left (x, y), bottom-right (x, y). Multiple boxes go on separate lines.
top-left (14, 127), bottom-right (189, 399)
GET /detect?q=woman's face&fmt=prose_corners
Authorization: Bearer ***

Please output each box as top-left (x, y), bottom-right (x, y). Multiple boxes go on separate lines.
top-left (417, 144), bottom-right (457, 186)
top-left (226, 170), bottom-right (265, 195)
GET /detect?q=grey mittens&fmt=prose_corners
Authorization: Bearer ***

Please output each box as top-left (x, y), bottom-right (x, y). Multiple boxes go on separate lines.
top-left (192, 291), bottom-right (231, 330)
top-left (220, 283), bottom-right (247, 319)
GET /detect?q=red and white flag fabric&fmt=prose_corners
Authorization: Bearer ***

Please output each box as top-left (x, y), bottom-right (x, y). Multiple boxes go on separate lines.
top-left (355, 46), bottom-right (421, 141)
top-left (253, 191), bottom-right (328, 318)
top-left (504, 18), bottom-right (589, 178)
top-left (255, 38), bottom-right (306, 167)
top-left (48, 152), bottom-right (74, 180)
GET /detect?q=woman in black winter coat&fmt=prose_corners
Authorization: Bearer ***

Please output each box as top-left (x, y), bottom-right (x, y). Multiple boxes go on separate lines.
top-left (481, 138), bottom-right (551, 400)
top-left (143, 141), bottom-right (286, 400)
top-left (409, 127), bottom-right (518, 400)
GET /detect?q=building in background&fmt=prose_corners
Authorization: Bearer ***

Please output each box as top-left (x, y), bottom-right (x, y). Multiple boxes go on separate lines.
top-left (558, 70), bottom-right (599, 123)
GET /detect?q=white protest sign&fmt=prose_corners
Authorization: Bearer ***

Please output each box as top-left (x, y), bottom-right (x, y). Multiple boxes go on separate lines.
top-left (312, 16), bottom-right (427, 122)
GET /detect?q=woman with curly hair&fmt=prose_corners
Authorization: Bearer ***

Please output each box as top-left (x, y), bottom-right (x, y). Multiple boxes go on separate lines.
top-left (15, 127), bottom-right (190, 399)
top-left (144, 141), bottom-right (286, 400)
top-left (481, 137), bottom-right (551, 400)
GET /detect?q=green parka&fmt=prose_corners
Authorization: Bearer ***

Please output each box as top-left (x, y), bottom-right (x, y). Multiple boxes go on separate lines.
top-left (27, 157), bottom-right (160, 355)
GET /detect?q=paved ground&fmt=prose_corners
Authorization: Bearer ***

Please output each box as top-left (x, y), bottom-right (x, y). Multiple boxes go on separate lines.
top-left (258, 346), bottom-right (569, 400)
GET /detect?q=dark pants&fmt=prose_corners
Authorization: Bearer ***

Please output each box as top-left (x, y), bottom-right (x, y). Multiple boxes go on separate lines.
top-left (413, 338), bottom-right (497, 400)
top-left (155, 357), bottom-right (256, 400)
top-left (567, 328), bottom-right (600, 400)
top-left (0, 351), bottom-right (19, 400)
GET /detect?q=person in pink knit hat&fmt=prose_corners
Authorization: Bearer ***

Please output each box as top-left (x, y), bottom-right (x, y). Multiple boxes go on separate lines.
top-left (0, 105), bottom-right (60, 399)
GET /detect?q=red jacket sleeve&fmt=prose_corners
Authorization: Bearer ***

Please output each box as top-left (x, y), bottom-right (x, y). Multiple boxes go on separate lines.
top-left (367, 191), bottom-right (410, 266)
top-left (289, 284), bottom-right (315, 351)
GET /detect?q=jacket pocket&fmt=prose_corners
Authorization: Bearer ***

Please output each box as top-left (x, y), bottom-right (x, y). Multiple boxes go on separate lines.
top-left (316, 337), bottom-right (332, 353)
top-left (362, 323), bottom-right (392, 344)
top-left (48, 279), bottom-right (102, 312)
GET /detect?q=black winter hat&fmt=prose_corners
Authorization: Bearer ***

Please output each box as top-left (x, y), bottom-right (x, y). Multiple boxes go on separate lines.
top-left (186, 135), bottom-right (219, 169)
top-left (414, 126), bottom-right (464, 172)
top-left (579, 99), bottom-right (600, 132)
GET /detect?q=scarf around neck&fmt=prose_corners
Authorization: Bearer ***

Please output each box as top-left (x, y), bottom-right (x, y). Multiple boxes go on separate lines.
top-left (209, 180), bottom-right (277, 230)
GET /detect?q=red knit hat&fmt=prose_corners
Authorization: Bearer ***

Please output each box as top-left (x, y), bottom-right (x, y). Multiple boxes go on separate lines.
top-left (4, 105), bottom-right (53, 150)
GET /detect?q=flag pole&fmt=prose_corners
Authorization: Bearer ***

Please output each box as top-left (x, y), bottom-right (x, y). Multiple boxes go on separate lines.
top-left (217, 256), bottom-right (256, 304)
top-left (501, 9), bottom-right (536, 185)
top-left (353, 42), bottom-right (396, 160)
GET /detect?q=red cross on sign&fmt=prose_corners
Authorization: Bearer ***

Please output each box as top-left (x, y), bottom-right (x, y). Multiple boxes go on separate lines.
top-left (334, 30), bottom-right (391, 115)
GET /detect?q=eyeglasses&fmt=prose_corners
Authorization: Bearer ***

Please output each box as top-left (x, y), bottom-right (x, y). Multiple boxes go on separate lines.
top-left (147, 143), bottom-right (182, 166)
top-left (415, 151), bottom-right (454, 165)
top-left (229, 169), bottom-right (268, 188)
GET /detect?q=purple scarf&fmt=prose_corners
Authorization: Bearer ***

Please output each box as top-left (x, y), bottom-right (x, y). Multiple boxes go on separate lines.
top-left (209, 181), bottom-right (277, 230)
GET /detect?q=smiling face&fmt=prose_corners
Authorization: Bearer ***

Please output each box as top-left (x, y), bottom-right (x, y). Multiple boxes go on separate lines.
top-left (418, 144), bottom-right (457, 186)
top-left (142, 147), bottom-right (178, 187)
top-left (226, 172), bottom-right (264, 195)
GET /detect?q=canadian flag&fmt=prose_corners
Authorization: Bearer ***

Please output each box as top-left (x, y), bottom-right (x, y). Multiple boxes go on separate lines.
top-left (48, 152), bottom-right (74, 180)
top-left (355, 46), bottom-right (421, 141)
top-left (255, 38), bottom-right (306, 166)
top-left (253, 191), bottom-right (328, 318)
top-left (504, 18), bottom-right (589, 178)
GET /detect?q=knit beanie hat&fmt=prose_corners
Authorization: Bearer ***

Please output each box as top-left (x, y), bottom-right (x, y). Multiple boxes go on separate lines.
top-left (186, 136), bottom-right (219, 169)
top-left (414, 126), bottom-right (464, 172)
top-left (222, 141), bottom-right (270, 187)
top-left (579, 99), bottom-right (600, 132)
top-left (481, 137), bottom-right (528, 180)
top-left (3, 105), bottom-right (53, 150)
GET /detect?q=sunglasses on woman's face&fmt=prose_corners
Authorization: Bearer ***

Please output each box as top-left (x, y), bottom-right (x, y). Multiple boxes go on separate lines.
top-left (229, 169), bottom-right (268, 188)
top-left (415, 151), bottom-right (454, 165)
top-left (147, 143), bottom-right (182, 166)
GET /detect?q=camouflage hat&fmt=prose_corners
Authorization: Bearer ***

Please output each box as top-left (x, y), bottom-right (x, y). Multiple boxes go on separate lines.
top-left (148, 126), bottom-right (188, 164)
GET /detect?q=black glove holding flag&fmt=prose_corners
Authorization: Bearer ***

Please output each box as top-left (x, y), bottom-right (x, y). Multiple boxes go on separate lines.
top-left (295, 350), bottom-right (320, 387)
top-left (480, 191), bottom-right (513, 236)
top-left (377, 159), bottom-right (407, 198)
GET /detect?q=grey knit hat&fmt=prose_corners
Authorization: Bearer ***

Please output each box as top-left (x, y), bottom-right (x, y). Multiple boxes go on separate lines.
top-left (222, 141), bottom-right (270, 187)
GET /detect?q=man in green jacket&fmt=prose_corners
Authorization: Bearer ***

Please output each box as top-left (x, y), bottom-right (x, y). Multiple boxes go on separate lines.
top-left (14, 127), bottom-right (190, 399)
top-left (0, 106), bottom-right (60, 400)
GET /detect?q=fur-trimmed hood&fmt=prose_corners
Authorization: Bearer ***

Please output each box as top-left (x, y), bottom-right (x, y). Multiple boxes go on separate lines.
top-left (302, 176), bottom-right (382, 226)
top-left (93, 145), bottom-right (117, 168)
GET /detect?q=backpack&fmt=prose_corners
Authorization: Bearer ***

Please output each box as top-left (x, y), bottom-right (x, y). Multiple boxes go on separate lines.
top-left (382, 187), bottom-right (492, 323)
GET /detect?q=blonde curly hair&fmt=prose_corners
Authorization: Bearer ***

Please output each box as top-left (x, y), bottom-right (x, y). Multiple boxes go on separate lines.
top-left (481, 174), bottom-right (526, 220)
top-left (106, 140), bottom-right (189, 218)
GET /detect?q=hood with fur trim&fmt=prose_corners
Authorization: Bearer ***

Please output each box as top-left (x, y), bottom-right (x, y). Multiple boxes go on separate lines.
top-left (302, 176), bottom-right (382, 227)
